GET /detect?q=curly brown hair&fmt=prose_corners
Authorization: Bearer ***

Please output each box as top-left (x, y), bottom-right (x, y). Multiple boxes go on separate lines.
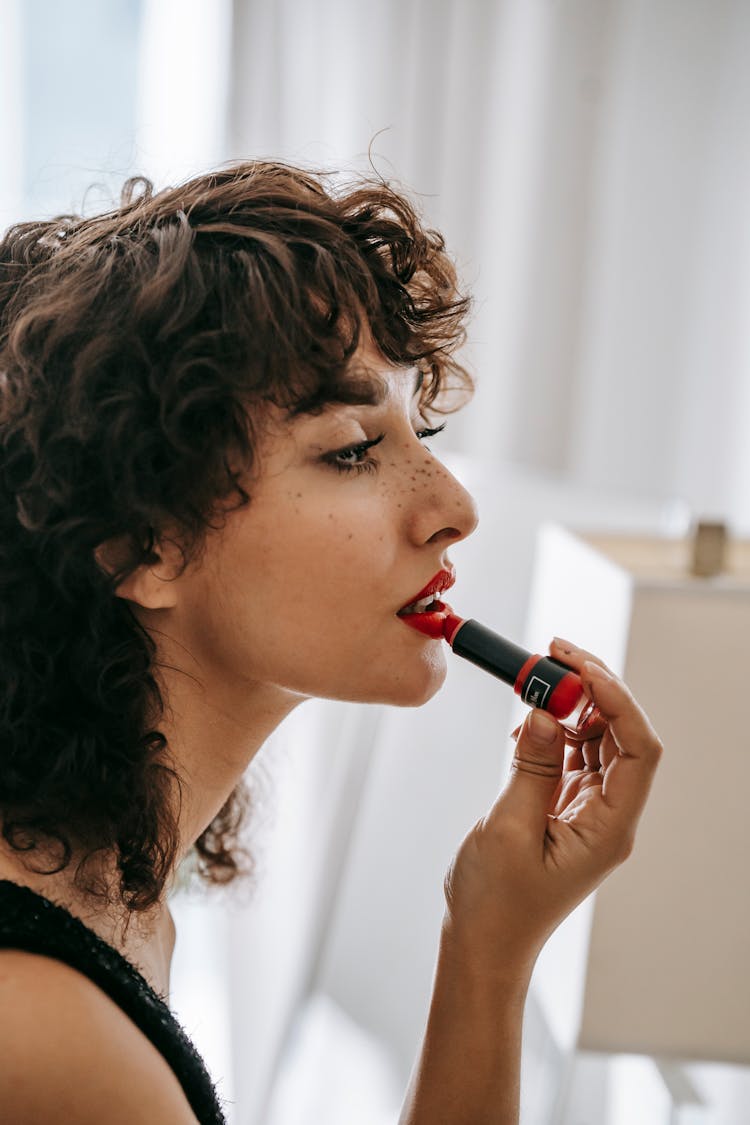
top-left (0, 160), bottom-right (472, 911)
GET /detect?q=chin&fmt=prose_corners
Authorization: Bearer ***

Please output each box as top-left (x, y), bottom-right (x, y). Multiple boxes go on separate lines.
top-left (299, 639), bottom-right (447, 708)
top-left (394, 681), bottom-right (444, 708)
top-left (371, 653), bottom-right (448, 708)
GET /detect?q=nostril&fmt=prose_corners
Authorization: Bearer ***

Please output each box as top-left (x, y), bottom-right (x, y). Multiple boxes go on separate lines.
top-left (427, 527), bottom-right (463, 544)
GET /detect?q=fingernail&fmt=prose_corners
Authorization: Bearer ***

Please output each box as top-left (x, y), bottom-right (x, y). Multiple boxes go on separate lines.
top-left (528, 709), bottom-right (558, 743)
top-left (552, 636), bottom-right (575, 654)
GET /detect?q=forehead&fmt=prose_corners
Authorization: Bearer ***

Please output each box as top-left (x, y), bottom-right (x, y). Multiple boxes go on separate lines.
top-left (288, 363), bottom-right (423, 417)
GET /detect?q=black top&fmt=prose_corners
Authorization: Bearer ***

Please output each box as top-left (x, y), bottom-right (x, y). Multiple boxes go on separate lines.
top-left (0, 879), bottom-right (227, 1124)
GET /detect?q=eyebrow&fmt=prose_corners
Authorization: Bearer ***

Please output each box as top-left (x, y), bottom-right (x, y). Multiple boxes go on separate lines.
top-left (290, 367), bottom-right (423, 416)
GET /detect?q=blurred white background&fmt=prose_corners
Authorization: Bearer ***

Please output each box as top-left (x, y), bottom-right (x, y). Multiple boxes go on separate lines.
top-left (2, 1), bottom-right (749, 1122)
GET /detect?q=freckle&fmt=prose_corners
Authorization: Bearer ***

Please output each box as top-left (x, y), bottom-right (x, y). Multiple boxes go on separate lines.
top-left (296, 492), bottom-right (302, 498)
top-left (347, 533), bottom-right (353, 540)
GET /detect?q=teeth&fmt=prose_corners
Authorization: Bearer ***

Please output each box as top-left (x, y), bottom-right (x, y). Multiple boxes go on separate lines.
top-left (402, 594), bottom-right (439, 614)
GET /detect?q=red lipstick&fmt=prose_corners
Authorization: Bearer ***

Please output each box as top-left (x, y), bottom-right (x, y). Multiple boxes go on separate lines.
top-left (442, 614), bottom-right (605, 740)
top-left (397, 568), bottom-right (455, 639)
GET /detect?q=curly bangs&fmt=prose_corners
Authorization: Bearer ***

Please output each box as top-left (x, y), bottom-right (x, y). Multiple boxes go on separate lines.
top-left (0, 159), bottom-right (473, 911)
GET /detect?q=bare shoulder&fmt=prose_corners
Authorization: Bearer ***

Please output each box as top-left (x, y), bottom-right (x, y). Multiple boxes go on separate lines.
top-left (0, 949), bottom-right (199, 1123)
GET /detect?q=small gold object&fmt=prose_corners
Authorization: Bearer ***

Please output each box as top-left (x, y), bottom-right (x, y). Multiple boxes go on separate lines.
top-left (689, 520), bottom-right (728, 577)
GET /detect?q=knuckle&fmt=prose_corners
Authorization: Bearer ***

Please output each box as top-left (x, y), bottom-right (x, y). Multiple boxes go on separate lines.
top-left (511, 754), bottom-right (560, 780)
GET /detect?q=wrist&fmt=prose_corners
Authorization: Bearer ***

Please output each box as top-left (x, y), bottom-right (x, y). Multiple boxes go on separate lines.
top-left (399, 926), bottom-right (531, 1125)
top-left (437, 915), bottom-right (536, 1000)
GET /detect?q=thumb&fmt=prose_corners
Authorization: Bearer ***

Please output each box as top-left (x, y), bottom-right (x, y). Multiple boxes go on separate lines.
top-left (501, 710), bottom-right (566, 830)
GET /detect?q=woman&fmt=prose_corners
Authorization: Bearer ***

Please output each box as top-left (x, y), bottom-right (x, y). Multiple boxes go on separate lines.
top-left (0, 161), bottom-right (661, 1123)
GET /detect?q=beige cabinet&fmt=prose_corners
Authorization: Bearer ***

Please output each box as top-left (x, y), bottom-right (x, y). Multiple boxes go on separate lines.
top-left (524, 524), bottom-right (750, 1064)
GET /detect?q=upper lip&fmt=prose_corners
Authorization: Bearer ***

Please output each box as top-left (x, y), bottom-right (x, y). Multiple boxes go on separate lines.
top-left (398, 567), bottom-right (456, 613)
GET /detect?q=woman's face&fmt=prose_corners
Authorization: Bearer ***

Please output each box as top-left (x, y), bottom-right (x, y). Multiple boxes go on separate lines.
top-left (158, 354), bottom-right (479, 710)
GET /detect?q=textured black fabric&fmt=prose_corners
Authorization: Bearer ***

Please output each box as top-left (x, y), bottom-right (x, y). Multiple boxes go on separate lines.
top-left (0, 880), bottom-right (227, 1124)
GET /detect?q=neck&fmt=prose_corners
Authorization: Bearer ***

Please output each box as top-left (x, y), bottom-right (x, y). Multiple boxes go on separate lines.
top-left (156, 667), bottom-right (305, 866)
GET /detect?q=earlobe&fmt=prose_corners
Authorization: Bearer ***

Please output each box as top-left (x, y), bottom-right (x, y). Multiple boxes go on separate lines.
top-left (93, 533), bottom-right (181, 610)
top-left (112, 565), bottom-right (179, 609)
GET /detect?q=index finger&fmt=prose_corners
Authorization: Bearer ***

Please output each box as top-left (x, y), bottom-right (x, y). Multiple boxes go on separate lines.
top-left (549, 636), bottom-right (613, 675)
top-left (581, 660), bottom-right (663, 825)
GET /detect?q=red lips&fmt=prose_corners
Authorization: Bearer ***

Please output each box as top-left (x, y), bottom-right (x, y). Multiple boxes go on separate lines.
top-left (397, 567), bottom-right (456, 614)
top-left (397, 567), bottom-right (455, 638)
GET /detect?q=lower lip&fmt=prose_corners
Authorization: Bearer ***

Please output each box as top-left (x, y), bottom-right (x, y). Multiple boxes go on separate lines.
top-left (397, 600), bottom-right (448, 639)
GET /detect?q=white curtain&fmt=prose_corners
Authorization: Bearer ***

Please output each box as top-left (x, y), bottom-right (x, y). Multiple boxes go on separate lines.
top-left (229, 0), bottom-right (750, 532)
top-left (135, 0), bottom-right (233, 186)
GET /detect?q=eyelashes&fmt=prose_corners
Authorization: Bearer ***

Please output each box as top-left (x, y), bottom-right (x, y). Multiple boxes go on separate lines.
top-left (415, 421), bottom-right (447, 444)
top-left (323, 422), bottom-right (447, 475)
top-left (324, 433), bottom-right (385, 475)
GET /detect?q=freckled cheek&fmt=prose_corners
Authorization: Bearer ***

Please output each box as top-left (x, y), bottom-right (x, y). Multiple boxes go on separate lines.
top-left (381, 459), bottom-right (422, 504)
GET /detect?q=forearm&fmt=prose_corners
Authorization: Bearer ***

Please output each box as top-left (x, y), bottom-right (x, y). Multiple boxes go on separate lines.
top-left (399, 932), bottom-right (531, 1125)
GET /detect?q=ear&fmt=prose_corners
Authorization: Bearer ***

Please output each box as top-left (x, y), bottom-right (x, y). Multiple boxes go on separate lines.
top-left (94, 532), bottom-right (183, 610)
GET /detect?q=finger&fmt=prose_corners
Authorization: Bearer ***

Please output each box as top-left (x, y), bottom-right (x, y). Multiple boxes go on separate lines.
top-left (512, 720), bottom-right (602, 756)
top-left (562, 711), bottom-right (609, 744)
top-left (580, 661), bottom-right (663, 823)
top-left (564, 742), bottom-right (586, 772)
top-left (550, 637), bottom-right (613, 675)
top-left (495, 709), bottom-right (566, 833)
top-left (548, 639), bottom-right (611, 746)
top-left (599, 732), bottom-right (619, 772)
top-left (582, 740), bottom-right (601, 772)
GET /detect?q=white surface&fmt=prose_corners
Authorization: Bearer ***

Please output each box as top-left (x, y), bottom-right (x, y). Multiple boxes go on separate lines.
top-left (169, 890), bottom-right (235, 1122)
top-left (266, 993), bottom-right (401, 1125)
top-left (223, 699), bottom-right (386, 1124)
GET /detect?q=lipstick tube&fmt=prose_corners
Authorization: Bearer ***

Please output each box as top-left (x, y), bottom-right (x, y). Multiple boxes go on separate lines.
top-left (443, 615), bottom-right (604, 740)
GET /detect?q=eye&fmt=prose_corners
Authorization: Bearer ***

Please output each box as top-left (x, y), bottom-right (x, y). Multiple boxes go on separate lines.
top-left (321, 422), bottom-right (446, 477)
top-left (415, 421), bottom-right (447, 445)
top-left (322, 433), bottom-right (385, 475)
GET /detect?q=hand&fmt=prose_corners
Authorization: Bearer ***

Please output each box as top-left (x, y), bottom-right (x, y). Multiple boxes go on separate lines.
top-left (441, 639), bottom-right (663, 984)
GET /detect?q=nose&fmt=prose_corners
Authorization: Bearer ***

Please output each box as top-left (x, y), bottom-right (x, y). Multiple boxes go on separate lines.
top-left (406, 448), bottom-right (479, 547)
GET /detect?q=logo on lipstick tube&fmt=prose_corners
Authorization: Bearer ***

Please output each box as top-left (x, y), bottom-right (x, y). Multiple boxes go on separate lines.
top-left (522, 675), bottom-right (551, 709)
